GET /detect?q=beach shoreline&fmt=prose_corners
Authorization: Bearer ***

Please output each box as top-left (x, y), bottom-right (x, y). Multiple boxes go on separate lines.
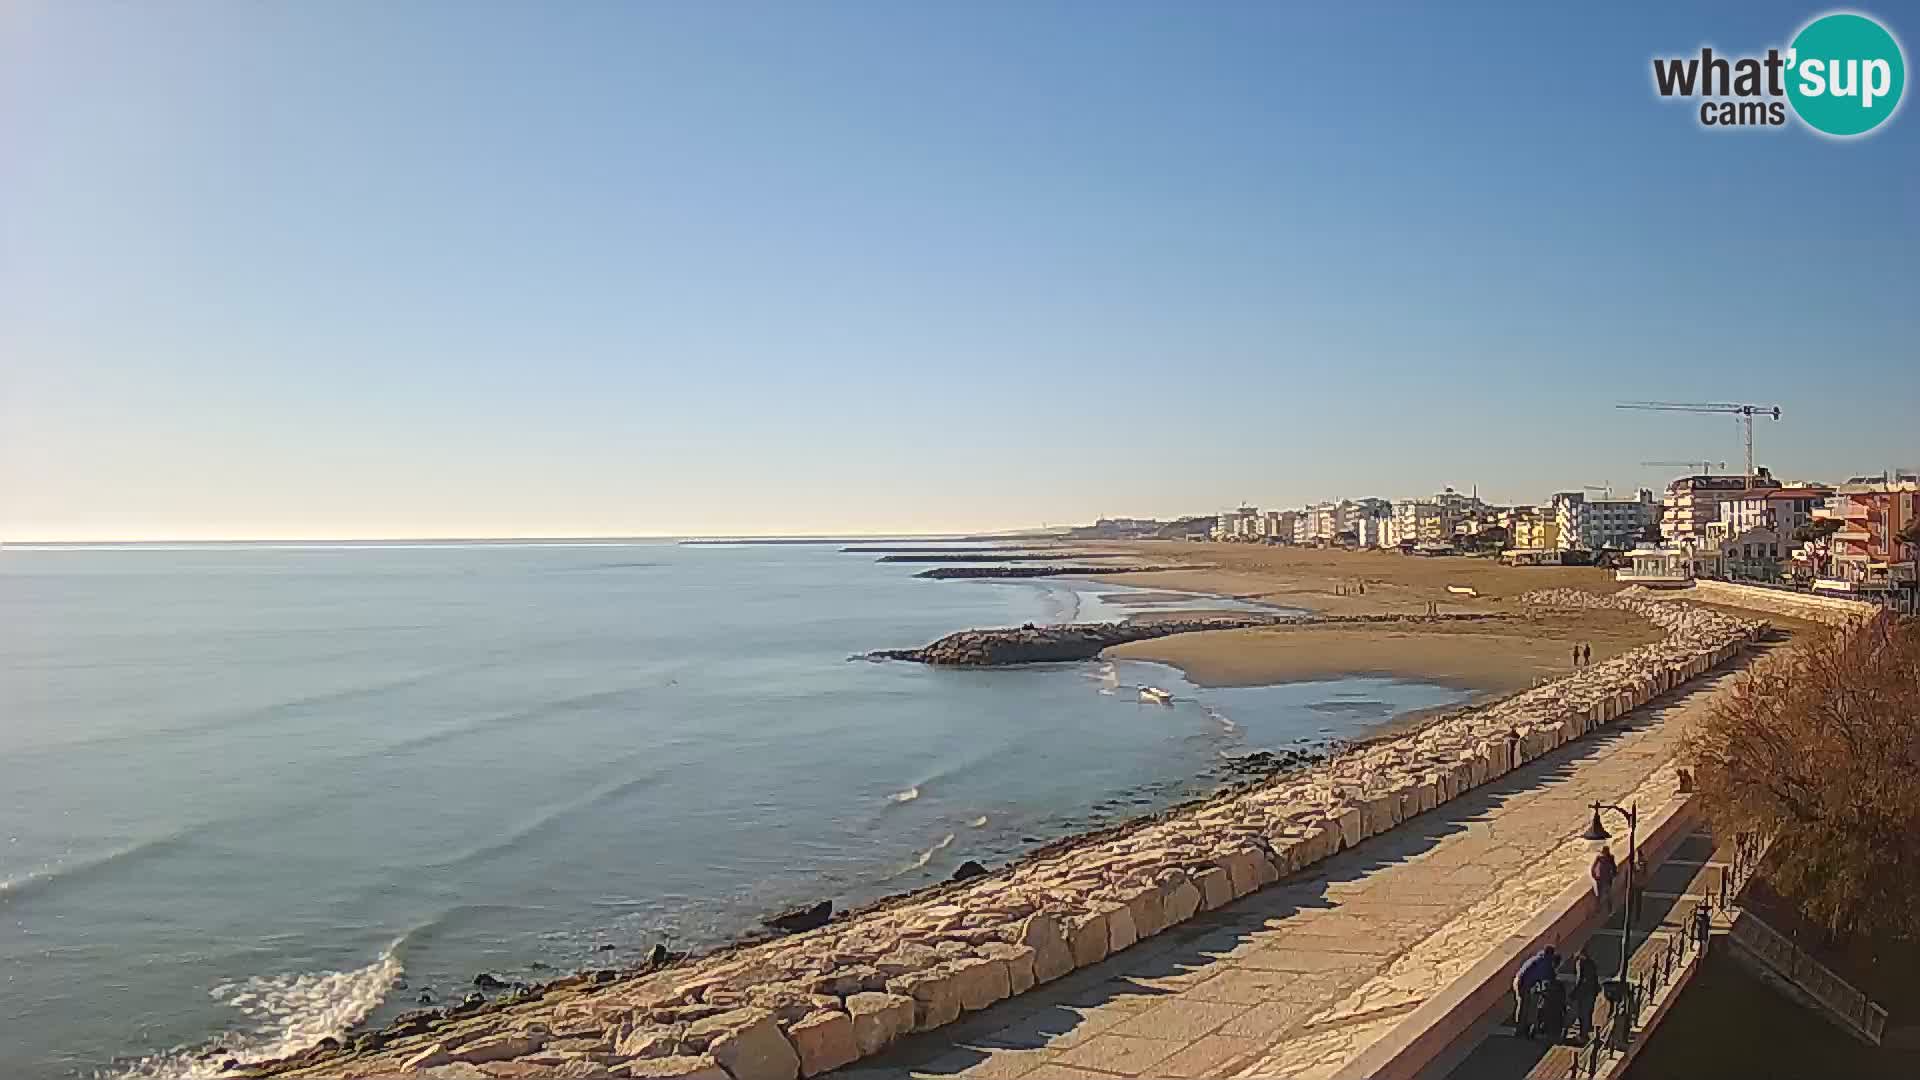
top-left (1064, 542), bottom-right (1663, 699)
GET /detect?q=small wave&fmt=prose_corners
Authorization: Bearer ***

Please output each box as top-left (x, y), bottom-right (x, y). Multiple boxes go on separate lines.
top-left (423, 769), bottom-right (666, 872)
top-left (887, 787), bottom-right (920, 804)
top-left (882, 833), bottom-right (956, 881)
top-left (1, 833), bottom-right (195, 907)
top-left (969, 815), bottom-right (988, 828)
top-left (1204, 706), bottom-right (1238, 733)
top-left (106, 943), bottom-right (402, 1079)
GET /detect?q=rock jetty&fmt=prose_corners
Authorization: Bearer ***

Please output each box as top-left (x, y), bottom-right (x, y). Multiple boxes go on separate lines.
top-left (870, 616), bottom-right (1277, 665)
top-left (270, 589), bottom-right (1764, 1080)
top-left (911, 564), bottom-right (1191, 580)
top-left (875, 553), bottom-right (1129, 563)
top-left (871, 611), bottom-right (1502, 667)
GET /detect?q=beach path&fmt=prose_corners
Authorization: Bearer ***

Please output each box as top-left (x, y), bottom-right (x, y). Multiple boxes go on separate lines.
top-left (828, 661), bottom-right (1741, 1080)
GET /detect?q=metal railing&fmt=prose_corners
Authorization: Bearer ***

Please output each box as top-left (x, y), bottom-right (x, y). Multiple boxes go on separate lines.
top-left (1726, 909), bottom-right (1890, 1044)
top-left (1559, 834), bottom-right (1765, 1079)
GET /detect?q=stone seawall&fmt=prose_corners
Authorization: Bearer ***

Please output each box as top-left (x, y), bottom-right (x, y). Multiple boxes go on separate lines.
top-left (1678, 579), bottom-right (1880, 627)
top-left (275, 594), bottom-right (1765, 1080)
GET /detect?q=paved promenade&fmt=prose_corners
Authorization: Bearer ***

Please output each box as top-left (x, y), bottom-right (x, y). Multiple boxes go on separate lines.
top-left (1440, 826), bottom-right (1733, 1080)
top-left (832, 667), bottom-right (1745, 1080)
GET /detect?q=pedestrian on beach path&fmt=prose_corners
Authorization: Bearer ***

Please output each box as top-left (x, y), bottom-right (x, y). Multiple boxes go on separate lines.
top-left (1572, 643), bottom-right (1582, 667)
top-left (1592, 846), bottom-right (1618, 913)
top-left (1582, 642), bottom-right (1593, 666)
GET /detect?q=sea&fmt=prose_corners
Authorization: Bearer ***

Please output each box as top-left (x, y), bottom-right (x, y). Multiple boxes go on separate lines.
top-left (0, 541), bottom-right (1471, 1078)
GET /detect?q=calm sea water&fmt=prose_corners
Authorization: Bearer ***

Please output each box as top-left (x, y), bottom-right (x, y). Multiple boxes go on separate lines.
top-left (0, 542), bottom-right (1468, 1078)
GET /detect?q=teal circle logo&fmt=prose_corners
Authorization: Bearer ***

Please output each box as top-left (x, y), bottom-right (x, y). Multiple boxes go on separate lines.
top-left (1786, 12), bottom-right (1906, 136)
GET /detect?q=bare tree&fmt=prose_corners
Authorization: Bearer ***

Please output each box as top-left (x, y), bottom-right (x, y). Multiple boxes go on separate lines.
top-left (1684, 615), bottom-right (1920, 936)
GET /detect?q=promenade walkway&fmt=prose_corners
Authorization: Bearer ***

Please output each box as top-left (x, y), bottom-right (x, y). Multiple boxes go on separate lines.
top-left (831, 665), bottom-right (1749, 1080)
top-left (1439, 826), bottom-right (1734, 1080)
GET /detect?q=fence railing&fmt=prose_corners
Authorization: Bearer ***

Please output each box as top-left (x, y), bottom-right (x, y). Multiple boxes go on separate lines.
top-left (1726, 911), bottom-right (1889, 1045)
top-left (1559, 831), bottom-right (1767, 1079)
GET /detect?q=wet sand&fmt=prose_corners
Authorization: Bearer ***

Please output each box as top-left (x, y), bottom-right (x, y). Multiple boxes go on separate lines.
top-left (1086, 542), bottom-right (1663, 698)
top-left (1110, 610), bottom-right (1662, 694)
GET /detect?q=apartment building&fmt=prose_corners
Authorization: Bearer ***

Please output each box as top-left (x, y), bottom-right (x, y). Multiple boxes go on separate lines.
top-left (1807, 480), bottom-right (1920, 610)
top-left (1391, 500), bottom-right (1447, 545)
top-left (1509, 511), bottom-right (1561, 552)
top-left (1552, 489), bottom-right (1659, 552)
top-left (1660, 470), bottom-right (1780, 546)
top-left (1715, 486), bottom-right (1833, 535)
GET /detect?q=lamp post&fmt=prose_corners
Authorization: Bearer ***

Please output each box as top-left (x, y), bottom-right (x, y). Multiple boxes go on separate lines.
top-left (1583, 801), bottom-right (1639, 1043)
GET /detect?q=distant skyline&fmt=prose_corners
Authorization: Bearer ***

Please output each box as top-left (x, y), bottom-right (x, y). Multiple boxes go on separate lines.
top-left (3, 2), bottom-right (1916, 542)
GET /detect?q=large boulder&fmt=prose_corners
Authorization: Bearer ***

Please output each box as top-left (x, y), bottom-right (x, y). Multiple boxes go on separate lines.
top-left (1015, 913), bottom-right (1074, 983)
top-left (947, 956), bottom-right (1012, 1011)
top-left (785, 1010), bottom-right (858, 1077)
top-left (621, 1055), bottom-right (733, 1080)
top-left (844, 992), bottom-right (915, 1056)
top-left (692, 1008), bottom-right (800, 1080)
top-left (763, 901), bottom-right (833, 934)
top-left (978, 942), bottom-right (1037, 995)
top-left (884, 968), bottom-right (961, 1032)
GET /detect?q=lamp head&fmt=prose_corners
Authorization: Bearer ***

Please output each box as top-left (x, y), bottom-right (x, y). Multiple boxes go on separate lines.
top-left (1582, 809), bottom-right (1611, 842)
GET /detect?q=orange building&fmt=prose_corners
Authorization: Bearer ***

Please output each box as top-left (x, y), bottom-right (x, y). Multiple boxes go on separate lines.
top-left (1808, 480), bottom-right (1920, 611)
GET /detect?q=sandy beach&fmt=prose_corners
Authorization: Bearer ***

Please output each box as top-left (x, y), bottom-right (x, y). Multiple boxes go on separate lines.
top-left (1084, 542), bottom-right (1662, 697)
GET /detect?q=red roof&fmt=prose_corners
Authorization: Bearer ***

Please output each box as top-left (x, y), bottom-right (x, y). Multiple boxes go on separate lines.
top-left (1762, 487), bottom-right (1832, 500)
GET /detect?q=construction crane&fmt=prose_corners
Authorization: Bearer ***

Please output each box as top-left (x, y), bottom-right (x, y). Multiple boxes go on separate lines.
top-left (1640, 459), bottom-right (1728, 475)
top-left (1616, 402), bottom-right (1781, 491)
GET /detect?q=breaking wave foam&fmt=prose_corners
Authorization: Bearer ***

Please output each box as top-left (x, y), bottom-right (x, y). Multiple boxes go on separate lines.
top-left (105, 943), bottom-right (403, 1079)
top-left (887, 786), bottom-right (920, 804)
top-left (883, 833), bottom-right (956, 880)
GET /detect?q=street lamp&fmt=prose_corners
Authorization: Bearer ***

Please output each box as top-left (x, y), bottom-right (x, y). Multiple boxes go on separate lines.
top-left (1583, 801), bottom-right (1639, 1042)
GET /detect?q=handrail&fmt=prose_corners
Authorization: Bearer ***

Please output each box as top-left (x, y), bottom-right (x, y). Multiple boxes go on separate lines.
top-left (1726, 912), bottom-right (1889, 1044)
top-left (1559, 831), bottom-right (1765, 1079)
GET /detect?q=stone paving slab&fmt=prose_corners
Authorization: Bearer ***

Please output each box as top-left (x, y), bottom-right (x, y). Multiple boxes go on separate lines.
top-left (832, 666), bottom-right (1748, 1080)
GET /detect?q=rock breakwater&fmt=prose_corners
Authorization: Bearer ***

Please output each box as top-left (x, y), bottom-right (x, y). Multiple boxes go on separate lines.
top-left (870, 616), bottom-right (1277, 665)
top-left (911, 564), bottom-right (1192, 579)
top-left (871, 612), bottom-right (1504, 667)
top-left (272, 592), bottom-right (1764, 1080)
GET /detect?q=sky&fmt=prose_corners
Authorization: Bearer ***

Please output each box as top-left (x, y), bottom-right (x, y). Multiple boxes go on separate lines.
top-left (2, 2), bottom-right (1916, 541)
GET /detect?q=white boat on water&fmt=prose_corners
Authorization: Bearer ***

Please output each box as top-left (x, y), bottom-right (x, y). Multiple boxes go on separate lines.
top-left (1138, 686), bottom-right (1174, 705)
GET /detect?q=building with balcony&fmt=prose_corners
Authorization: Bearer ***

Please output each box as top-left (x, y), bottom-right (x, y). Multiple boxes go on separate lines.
top-left (1715, 486), bottom-right (1833, 535)
top-left (1553, 489), bottom-right (1659, 553)
top-left (1261, 510), bottom-right (1299, 543)
top-left (1509, 511), bottom-right (1561, 552)
top-left (1806, 481), bottom-right (1920, 610)
top-left (1391, 500), bottom-right (1447, 546)
top-left (1211, 505), bottom-right (1262, 541)
top-left (1659, 469), bottom-right (1780, 546)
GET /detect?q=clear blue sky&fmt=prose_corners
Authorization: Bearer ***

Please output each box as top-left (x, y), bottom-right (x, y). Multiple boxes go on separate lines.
top-left (2, 2), bottom-right (1915, 540)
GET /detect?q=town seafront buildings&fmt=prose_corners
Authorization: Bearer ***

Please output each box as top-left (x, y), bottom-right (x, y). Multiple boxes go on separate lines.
top-left (1174, 468), bottom-right (1917, 612)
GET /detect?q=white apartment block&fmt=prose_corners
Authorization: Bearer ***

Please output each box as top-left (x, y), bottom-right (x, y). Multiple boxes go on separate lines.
top-left (1552, 489), bottom-right (1658, 553)
top-left (1715, 487), bottom-right (1832, 535)
top-left (1391, 500), bottom-right (1447, 544)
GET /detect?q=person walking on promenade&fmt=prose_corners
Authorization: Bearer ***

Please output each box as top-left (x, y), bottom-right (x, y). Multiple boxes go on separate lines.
top-left (1572, 948), bottom-right (1602, 1043)
top-left (1582, 642), bottom-right (1593, 666)
top-left (1572, 643), bottom-right (1582, 667)
top-left (1512, 945), bottom-right (1558, 1035)
top-left (1592, 846), bottom-right (1618, 913)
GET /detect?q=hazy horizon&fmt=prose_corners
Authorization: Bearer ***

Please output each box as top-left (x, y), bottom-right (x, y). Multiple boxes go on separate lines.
top-left (5, 2), bottom-right (1916, 542)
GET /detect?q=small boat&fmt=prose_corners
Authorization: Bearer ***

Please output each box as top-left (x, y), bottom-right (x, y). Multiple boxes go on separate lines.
top-left (1138, 686), bottom-right (1174, 705)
